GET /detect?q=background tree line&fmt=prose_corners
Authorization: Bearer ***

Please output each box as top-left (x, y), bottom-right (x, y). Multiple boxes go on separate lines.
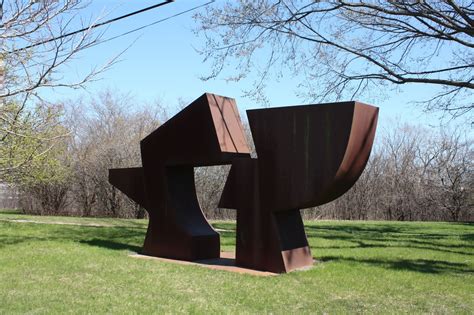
top-left (16, 91), bottom-right (162, 219)
top-left (3, 90), bottom-right (471, 222)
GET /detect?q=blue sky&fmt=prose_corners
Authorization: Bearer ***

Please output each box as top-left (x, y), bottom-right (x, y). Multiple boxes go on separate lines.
top-left (41, 0), bottom-right (458, 130)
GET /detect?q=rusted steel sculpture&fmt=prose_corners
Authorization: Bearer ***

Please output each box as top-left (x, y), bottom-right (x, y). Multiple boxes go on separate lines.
top-left (109, 93), bottom-right (379, 273)
top-left (220, 102), bottom-right (379, 273)
top-left (109, 93), bottom-right (250, 260)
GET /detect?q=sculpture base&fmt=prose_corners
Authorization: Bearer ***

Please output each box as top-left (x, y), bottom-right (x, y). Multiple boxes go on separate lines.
top-left (141, 232), bottom-right (220, 262)
top-left (130, 251), bottom-right (314, 276)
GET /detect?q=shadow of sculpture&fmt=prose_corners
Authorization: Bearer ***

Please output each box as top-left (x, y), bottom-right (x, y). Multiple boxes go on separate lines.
top-left (0, 222), bottom-right (145, 251)
top-left (79, 239), bottom-right (142, 253)
top-left (304, 223), bottom-right (474, 256)
top-left (319, 256), bottom-right (473, 274)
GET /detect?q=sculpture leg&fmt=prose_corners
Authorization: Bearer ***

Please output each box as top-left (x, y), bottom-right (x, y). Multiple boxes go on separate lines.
top-left (273, 209), bottom-right (313, 271)
top-left (237, 206), bottom-right (312, 273)
top-left (141, 166), bottom-right (220, 261)
top-left (225, 159), bottom-right (313, 273)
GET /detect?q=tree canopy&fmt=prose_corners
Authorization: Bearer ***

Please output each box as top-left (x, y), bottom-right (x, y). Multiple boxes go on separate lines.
top-left (0, 0), bottom-right (113, 182)
top-left (195, 0), bottom-right (473, 117)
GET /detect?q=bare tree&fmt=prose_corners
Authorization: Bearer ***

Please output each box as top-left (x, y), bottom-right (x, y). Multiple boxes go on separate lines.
top-left (195, 165), bottom-right (233, 220)
top-left (303, 121), bottom-right (473, 222)
top-left (1, 0), bottom-right (112, 100)
top-left (19, 90), bottom-right (163, 217)
top-left (195, 0), bottom-right (473, 116)
top-left (65, 90), bottom-right (161, 218)
top-left (1, 0), bottom-right (117, 181)
top-left (419, 130), bottom-right (473, 221)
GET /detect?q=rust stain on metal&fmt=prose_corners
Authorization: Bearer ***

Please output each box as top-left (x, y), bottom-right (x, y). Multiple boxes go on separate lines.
top-left (109, 94), bottom-right (378, 274)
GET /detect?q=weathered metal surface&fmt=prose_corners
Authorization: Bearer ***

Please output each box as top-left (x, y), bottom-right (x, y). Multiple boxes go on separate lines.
top-left (109, 93), bottom-right (250, 261)
top-left (109, 95), bottom-right (378, 274)
top-left (220, 101), bottom-right (379, 273)
top-left (109, 167), bottom-right (147, 209)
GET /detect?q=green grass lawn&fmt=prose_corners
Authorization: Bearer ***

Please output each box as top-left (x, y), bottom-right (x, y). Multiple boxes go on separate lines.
top-left (0, 210), bottom-right (472, 314)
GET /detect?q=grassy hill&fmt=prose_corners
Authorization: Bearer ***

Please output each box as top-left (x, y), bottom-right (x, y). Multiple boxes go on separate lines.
top-left (0, 210), bottom-right (472, 314)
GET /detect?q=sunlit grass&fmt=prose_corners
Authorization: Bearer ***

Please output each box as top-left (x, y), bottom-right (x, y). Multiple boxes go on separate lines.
top-left (0, 210), bottom-right (472, 314)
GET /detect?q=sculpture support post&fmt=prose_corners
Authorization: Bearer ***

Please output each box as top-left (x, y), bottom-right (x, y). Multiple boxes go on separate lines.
top-left (139, 165), bottom-right (220, 260)
top-left (221, 159), bottom-right (313, 273)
